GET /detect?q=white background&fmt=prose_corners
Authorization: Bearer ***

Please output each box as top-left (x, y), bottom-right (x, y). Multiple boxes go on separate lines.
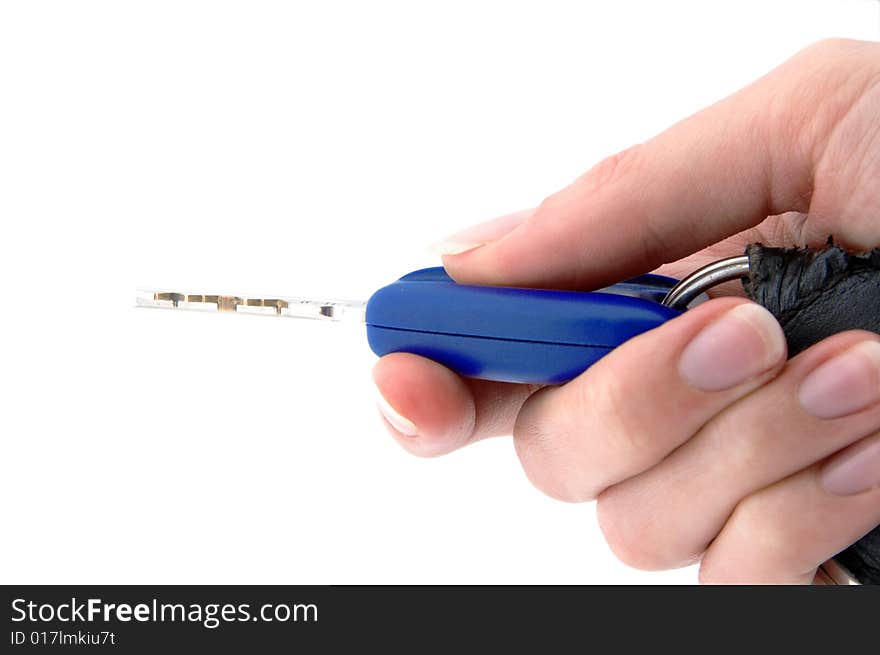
top-left (1, 1), bottom-right (877, 584)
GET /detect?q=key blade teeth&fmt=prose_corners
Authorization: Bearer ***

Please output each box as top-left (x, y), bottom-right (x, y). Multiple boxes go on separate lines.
top-left (136, 288), bottom-right (367, 323)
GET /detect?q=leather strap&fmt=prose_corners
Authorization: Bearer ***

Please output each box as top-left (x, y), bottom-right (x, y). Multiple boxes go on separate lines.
top-left (742, 243), bottom-right (880, 584)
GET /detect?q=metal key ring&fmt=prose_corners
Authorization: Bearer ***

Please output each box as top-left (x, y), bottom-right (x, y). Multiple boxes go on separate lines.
top-left (662, 255), bottom-right (751, 310)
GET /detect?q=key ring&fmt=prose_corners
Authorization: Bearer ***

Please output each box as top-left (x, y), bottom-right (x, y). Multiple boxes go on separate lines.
top-left (662, 255), bottom-right (751, 310)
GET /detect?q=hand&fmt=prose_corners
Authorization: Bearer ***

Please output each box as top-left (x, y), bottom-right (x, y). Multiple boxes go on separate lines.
top-left (373, 39), bottom-right (880, 584)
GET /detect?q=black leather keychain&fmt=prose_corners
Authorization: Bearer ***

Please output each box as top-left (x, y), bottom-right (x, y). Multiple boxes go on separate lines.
top-left (664, 243), bottom-right (880, 584)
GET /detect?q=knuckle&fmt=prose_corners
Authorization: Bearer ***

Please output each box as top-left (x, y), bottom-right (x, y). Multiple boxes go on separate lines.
top-left (533, 188), bottom-right (566, 219)
top-left (577, 144), bottom-right (645, 194)
top-left (787, 38), bottom-right (866, 81)
top-left (531, 147), bottom-right (645, 232)
top-left (798, 37), bottom-right (860, 61)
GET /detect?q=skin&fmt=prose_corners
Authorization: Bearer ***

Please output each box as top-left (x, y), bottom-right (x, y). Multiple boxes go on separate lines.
top-left (373, 39), bottom-right (880, 583)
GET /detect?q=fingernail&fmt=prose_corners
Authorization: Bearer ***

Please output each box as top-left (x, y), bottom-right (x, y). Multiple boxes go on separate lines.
top-left (429, 208), bottom-right (534, 256)
top-left (798, 341), bottom-right (880, 419)
top-left (821, 434), bottom-right (880, 496)
top-left (376, 390), bottom-right (418, 436)
top-left (679, 303), bottom-right (786, 392)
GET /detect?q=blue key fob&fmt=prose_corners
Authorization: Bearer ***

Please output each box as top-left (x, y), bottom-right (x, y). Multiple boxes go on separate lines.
top-left (366, 267), bottom-right (681, 384)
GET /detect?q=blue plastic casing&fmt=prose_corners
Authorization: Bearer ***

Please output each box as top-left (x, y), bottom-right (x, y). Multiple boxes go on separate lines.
top-left (365, 267), bottom-right (681, 385)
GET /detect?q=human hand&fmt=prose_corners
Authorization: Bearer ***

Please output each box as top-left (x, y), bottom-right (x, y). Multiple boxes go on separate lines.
top-left (373, 39), bottom-right (880, 583)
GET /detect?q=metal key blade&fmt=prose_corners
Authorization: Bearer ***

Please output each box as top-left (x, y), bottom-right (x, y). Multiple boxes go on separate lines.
top-left (136, 288), bottom-right (367, 323)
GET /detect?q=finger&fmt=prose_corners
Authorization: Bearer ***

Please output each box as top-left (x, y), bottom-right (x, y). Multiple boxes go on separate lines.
top-left (511, 296), bottom-right (787, 502)
top-left (441, 39), bottom-right (880, 290)
top-left (596, 332), bottom-right (880, 571)
top-left (699, 435), bottom-right (880, 584)
top-left (372, 353), bottom-right (536, 457)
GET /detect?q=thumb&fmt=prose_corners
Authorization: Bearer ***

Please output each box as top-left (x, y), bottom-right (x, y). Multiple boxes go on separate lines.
top-left (438, 39), bottom-right (879, 290)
